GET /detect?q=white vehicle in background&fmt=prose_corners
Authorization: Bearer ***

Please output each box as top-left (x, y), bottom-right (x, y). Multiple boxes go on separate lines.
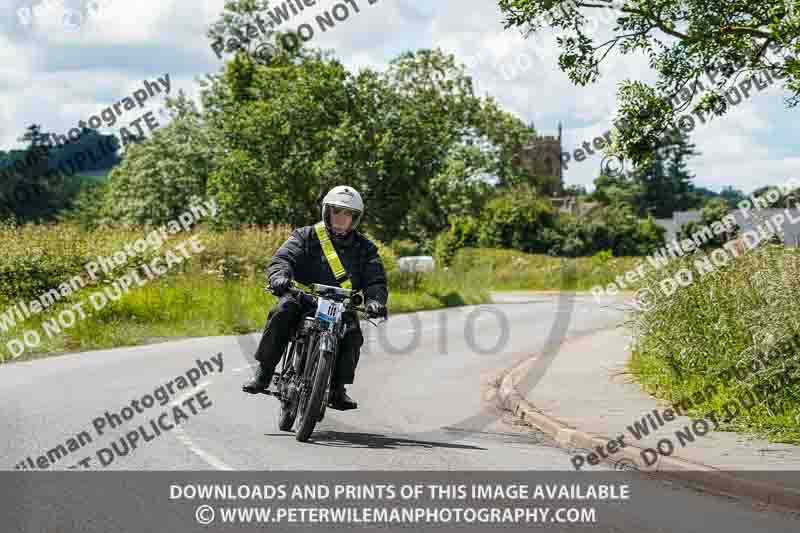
top-left (397, 256), bottom-right (435, 273)
top-left (397, 256), bottom-right (435, 290)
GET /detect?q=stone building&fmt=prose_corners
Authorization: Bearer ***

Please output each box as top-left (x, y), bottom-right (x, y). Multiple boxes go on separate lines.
top-left (512, 122), bottom-right (564, 197)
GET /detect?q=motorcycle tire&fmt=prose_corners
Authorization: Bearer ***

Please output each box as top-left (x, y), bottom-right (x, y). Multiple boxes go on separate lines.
top-left (295, 343), bottom-right (331, 442)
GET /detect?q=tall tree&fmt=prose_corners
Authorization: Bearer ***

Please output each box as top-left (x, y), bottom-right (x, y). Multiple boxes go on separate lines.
top-left (0, 124), bottom-right (64, 223)
top-left (91, 1), bottom-right (559, 240)
top-left (496, 0), bottom-right (800, 165)
top-left (102, 91), bottom-right (213, 226)
top-left (402, 142), bottom-right (496, 245)
top-left (625, 129), bottom-right (700, 218)
top-left (468, 96), bottom-right (539, 190)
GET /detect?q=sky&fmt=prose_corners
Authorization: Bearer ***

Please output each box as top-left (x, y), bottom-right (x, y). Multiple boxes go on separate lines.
top-left (1, 0), bottom-right (798, 195)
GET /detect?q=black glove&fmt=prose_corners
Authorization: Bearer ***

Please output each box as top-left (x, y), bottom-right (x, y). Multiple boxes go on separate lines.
top-left (365, 300), bottom-right (387, 319)
top-left (269, 274), bottom-right (293, 297)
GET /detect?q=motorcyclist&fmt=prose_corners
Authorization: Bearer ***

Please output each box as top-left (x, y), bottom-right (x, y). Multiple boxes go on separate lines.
top-left (242, 185), bottom-right (388, 410)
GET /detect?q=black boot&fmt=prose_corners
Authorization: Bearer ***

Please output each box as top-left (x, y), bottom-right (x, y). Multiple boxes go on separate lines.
top-left (329, 384), bottom-right (357, 410)
top-left (242, 363), bottom-right (274, 394)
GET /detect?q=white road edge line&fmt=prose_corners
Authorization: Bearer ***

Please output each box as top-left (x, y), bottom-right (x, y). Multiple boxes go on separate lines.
top-left (169, 380), bottom-right (235, 471)
top-left (169, 381), bottom-right (212, 407)
top-left (173, 428), bottom-right (234, 471)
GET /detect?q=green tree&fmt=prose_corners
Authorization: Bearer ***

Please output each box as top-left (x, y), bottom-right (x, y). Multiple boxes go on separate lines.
top-left (351, 48), bottom-right (484, 240)
top-left (102, 91), bottom-right (213, 226)
top-left (94, 1), bottom-right (558, 240)
top-left (629, 129), bottom-right (700, 218)
top-left (471, 97), bottom-right (540, 190)
top-left (591, 171), bottom-right (645, 209)
top-left (497, 0), bottom-right (800, 165)
top-left (547, 203), bottom-right (665, 257)
top-left (598, 203), bottom-right (666, 256)
top-left (433, 214), bottom-right (481, 266)
top-left (203, 37), bottom-right (521, 241)
top-left (0, 125), bottom-right (74, 224)
top-left (204, 47), bottom-right (357, 229)
top-left (403, 142), bottom-right (495, 249)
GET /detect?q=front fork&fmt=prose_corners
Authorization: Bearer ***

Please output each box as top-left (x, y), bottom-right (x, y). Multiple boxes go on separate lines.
top-left (318, 331), bottom-right (339, 421)
top-left (283, 327), bottom-right (341, 420)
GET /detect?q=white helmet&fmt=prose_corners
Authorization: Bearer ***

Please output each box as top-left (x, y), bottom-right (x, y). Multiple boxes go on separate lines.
top-left (321, 185), bottom-right (364, 237)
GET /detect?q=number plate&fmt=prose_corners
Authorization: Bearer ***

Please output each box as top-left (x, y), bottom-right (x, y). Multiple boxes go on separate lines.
top-left (315, 298), bottom-right (343, 324)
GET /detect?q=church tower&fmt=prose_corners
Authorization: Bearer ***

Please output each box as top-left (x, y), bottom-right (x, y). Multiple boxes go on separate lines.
top-left (511, 122), bottom-right (564, 196)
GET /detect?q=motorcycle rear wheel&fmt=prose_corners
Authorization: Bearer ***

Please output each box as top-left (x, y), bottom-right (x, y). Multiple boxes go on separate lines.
top-left (277, 340), bottom-right (305, 431)
top-left (277, 399), bottom-right (297, 431)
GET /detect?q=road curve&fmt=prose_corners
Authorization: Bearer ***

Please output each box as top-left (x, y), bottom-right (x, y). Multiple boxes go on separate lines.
top-left (1, 292), bottom-right (798, 531)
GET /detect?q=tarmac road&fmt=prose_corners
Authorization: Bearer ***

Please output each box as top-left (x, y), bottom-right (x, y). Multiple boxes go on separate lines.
top-left (1, 292), bottom-right (798, 531)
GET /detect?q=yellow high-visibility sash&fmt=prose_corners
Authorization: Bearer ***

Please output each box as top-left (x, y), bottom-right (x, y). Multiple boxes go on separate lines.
top-left (313, 221), bottom-right (352, 289)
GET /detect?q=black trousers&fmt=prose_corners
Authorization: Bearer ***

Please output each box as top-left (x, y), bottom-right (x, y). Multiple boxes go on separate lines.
top-left (253, 294), bottom-right (364, 385)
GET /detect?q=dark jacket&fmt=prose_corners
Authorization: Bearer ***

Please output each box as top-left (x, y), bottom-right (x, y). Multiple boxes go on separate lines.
top-left (266, 224), bottom-right (388, 306)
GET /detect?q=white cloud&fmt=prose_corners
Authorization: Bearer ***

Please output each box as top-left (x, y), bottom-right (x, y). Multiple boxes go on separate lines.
top-left (0, 0), bottom-right (796, 195)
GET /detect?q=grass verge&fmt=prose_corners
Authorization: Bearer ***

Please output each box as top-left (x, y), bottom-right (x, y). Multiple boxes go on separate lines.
top-left (448, 247), bottom-right (645, 291)
top-left (0, 223), bottom-right (646, 364)
top-left (0, 268), bottom-right (489, 364)
top-left (627, 244), bottom-right (800, 444)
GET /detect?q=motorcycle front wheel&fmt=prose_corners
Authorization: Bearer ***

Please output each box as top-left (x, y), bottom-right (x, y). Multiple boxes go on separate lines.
top-left (295, 339), bottom-right (331, 442)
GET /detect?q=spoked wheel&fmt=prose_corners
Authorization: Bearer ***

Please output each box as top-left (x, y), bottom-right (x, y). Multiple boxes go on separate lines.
top-left (277, 342), bottom-right (304, 432)
top-left (294, 343), bottom-right (332, 442)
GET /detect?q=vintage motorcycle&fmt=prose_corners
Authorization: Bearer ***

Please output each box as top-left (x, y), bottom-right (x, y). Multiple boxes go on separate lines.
top-left (259, 282), bottom-right (387, 442)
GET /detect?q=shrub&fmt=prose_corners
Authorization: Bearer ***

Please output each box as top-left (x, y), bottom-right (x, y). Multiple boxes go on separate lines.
top-left (476, 185), bottom-right (557, 253)
top-left (390, 239), bottom-right (422, 257)
top-left (433, 215), bottom-right (481, 267)
top-left (677, 197), bottom-right (739, 249)
top-left (589, 204), bottom-right (666, 256)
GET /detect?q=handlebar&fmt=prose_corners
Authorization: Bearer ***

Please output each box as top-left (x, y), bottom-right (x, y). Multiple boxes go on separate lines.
top-left (272, 285), bottom-right (387, 321)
